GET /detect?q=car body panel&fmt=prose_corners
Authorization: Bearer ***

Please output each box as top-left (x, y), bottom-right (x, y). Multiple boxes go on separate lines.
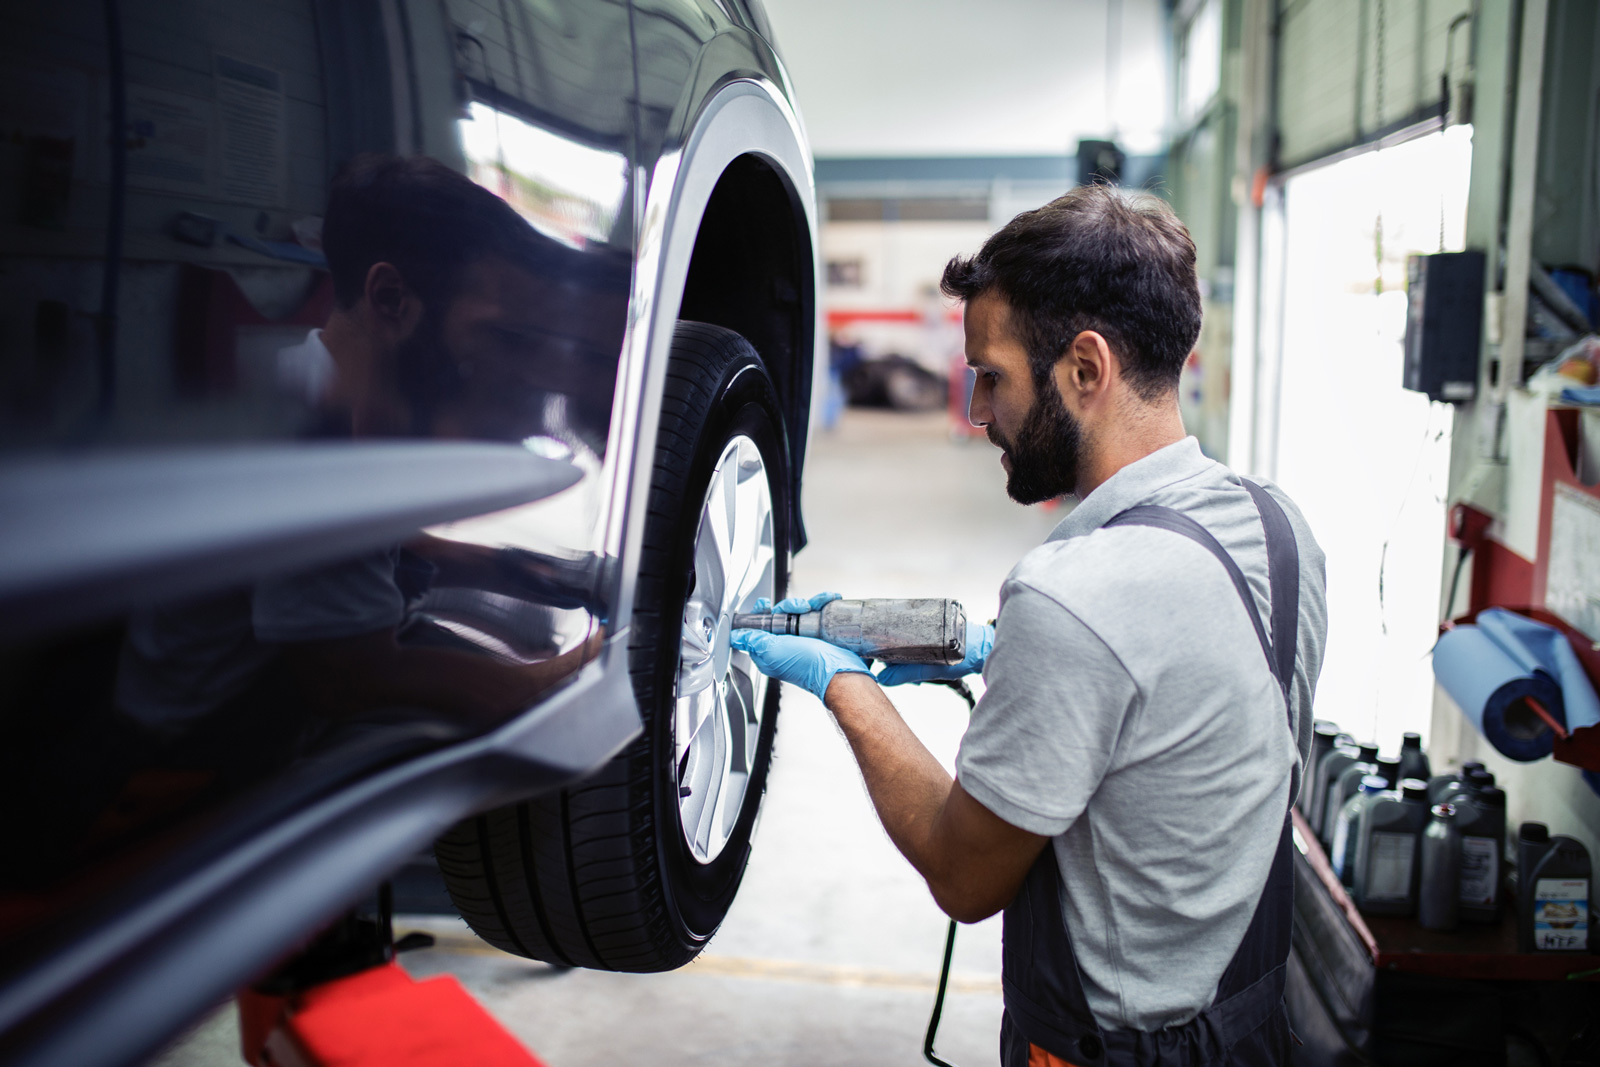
top-left (0, 0), bottom-right (815, 1062)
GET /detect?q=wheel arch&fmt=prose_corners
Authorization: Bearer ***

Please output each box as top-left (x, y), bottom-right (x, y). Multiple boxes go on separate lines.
top-left (677, 151), bottom-right (816, 553)
top-left (612, 78), bottom-right (821, 623)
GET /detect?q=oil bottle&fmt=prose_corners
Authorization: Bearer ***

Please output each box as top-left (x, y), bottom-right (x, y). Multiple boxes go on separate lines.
top-left (1354, 778), bottom-right (1430, 915)
top-left (1517, 826), bottom-right (1591, 952)
top-left (1323, 743), bottom-right (1379, 847)
top-left (1419, 803), bottom-right (1461, 930)
top-left (1398, 732), bottom-right (1431, 783)
top-left (1453, 785), bottom-right (1507, 923)
top-left (1426, 759), bottom-right (1485, 805)
top-left (1311, 738), bottom-right (1357, 839)
top-left (1330, 775), bottom-right (1387, 888)
top-left (1374, 755), bottom-right (1402, 788)
top-left (1304, 721), bottom-right (1343, 823)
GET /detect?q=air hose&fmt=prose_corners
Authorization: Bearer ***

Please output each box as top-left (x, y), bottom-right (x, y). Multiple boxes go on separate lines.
top-left (922, 677), bottom-right (976, 1067)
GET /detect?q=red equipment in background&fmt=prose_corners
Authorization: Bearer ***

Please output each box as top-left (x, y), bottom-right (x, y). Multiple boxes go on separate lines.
top-left (1446, 407), bottom-right (1600, 774)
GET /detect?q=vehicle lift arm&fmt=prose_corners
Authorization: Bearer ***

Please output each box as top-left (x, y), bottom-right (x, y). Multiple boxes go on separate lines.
top-left (238, 887), bottom-right (546, 1067)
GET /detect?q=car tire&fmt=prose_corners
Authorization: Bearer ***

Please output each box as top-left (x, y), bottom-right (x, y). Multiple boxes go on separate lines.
top-left (434, 322), bottom-right (788, 971)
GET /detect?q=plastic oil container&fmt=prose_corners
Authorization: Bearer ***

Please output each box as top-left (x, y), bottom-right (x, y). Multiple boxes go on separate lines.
top-left (1399, 732), bottom-right (1431, 783)
top-left (1453, 785), bottom-right (1507, 923)
top-left (1427, 760), bottom-right (1485, 805)
top-left (1325, 756), bottom-right (1379, 846)
top-left (1517, 826), bottom-right (1591, 952)
top-left (1304, 721), bottom-right (1342, 822)
top-left (1374, 755), bottom-right (1402, 789)
top-left (1419, 803), bottom-right (1461, 930)
top-left (1516, 822), bottom-right (1550, 901)
top-left (1330, 775), bottom-right (1387, 888)
top-left (1314, 743), bottom-right (1360, 846)
top-left (1323, 743), bottom-right (1380, 845)
top-left (1311, 737), bottom-right (1356, 835)
top-left (1353, 778), bottom-right (1429, 915)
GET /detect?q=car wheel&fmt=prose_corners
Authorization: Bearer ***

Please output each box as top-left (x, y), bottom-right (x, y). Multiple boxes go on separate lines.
top-left (435, 322), bottom-right (787, 970)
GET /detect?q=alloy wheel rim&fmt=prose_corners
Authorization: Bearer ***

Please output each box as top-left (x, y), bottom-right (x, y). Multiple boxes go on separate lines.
top-left (675, 435), bottom-right (774, 864)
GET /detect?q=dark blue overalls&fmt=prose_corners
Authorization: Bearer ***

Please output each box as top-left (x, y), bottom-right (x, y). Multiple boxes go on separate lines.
top-left (1000, 480), bottom-right (1300, 1067)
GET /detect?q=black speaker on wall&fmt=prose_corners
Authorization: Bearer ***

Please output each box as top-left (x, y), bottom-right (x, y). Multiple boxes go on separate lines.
top-left (1403, 251), bottom-right (1486, 403)
top-left (1076, 140), bottom-right (1125, 187)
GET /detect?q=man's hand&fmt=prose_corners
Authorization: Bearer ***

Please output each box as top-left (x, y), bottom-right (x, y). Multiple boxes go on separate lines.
top-left (823, 672), bottom-right (1049, 922)
top-left (752, 591), bottom-right (842, 615)
top-left (732, 590), bottom-right (871, 701)
top-left (730, 629), bottom-right (870, 701)
top-left (877, 620), bottom-right (994, 687)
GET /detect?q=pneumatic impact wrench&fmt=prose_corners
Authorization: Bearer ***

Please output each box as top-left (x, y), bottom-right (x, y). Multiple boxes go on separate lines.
top-left (731, 598), bottom-right (967, 665)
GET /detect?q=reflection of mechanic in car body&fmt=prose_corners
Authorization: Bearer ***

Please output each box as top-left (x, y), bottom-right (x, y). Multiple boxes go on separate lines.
top-left (117, 156), bottom-right (616, 755)
top-left (735, 188), bottom-right (1328, 1066)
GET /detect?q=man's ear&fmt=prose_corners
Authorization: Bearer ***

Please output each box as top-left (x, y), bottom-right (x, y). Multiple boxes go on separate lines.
top-left (1053, 330), bottom-right (1114, 405)
top-left (363, 262), bottom-right (421, 334)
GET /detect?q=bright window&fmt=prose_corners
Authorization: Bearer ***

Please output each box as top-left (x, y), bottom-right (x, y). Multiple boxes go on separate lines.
top-left (1178, 0), bottom-right (1222, 124)
top-left (1272, 125), bottom-right (1474, 751)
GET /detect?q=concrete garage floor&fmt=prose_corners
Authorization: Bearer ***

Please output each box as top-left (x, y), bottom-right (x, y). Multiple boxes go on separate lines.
top-left (151, 408), bottom-right (1063, 1067)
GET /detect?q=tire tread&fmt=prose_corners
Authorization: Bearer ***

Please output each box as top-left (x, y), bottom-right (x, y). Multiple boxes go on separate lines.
top-left (437, 322), bottom-right (785, 972)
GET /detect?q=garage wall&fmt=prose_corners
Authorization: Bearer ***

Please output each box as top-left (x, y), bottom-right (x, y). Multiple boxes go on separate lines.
top-left (1276, 0), bottom-right (1472, 168)
top-left (1165, 0), bottom-right (1251, 459)
top-left (1427, 0), bottom-right (1600, 859)
top-left (1223, 0), bottom-right (1600, 852)
top-left (1530, 0), bottom-right (1600, 276)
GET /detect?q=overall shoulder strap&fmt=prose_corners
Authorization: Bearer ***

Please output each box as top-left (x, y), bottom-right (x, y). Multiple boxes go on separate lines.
top-left (1242, 480), bottom-right (1299, 696)
top-left (1104, 478), bottom-right (1299, 718)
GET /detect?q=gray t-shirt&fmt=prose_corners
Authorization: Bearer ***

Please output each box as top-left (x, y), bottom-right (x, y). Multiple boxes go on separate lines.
top-left (956, 437), bottom-right (1327, 1032)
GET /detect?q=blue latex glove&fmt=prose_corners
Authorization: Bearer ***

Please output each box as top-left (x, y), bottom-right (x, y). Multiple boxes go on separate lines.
top-left (750, 591), bottom-right (842, 615)
top-left (730, 628), bottom-right (870, 701)
top-left (876, 620), bottom-right (994, 687)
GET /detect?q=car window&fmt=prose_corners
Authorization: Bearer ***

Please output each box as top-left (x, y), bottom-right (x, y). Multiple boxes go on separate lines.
top-left (0, 0), bottom-right (633, 956)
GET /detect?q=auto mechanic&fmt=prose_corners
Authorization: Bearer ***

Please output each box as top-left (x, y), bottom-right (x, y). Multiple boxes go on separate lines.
top-left (733, 185), bottom-right (1329, 1067)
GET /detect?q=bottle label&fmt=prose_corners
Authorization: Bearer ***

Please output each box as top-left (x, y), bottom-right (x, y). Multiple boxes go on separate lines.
top-left (1365, 832), bottom-right (1417, 901)
top-left (1533, 878), bottom-right (1589, 951)
top-left (1458, 836), bottom-right (1498, 905)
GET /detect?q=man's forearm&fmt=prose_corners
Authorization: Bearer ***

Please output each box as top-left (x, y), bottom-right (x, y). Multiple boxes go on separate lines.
top-left (822, 671), bottom-right (954, 883)
top-left (821, 670), bottom-right (1050, 922)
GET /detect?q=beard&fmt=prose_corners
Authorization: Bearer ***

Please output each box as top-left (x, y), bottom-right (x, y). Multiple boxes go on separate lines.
top-left (987, 383), bottom-right (1083, 505)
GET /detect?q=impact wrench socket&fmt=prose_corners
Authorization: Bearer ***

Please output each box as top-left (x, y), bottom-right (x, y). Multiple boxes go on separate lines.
top-left (732, 598), bottom-right (967, 665)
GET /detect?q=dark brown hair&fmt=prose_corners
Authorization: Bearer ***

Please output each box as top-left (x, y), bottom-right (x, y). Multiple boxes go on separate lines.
top-left (941, 185), bottom-right (1202, 400)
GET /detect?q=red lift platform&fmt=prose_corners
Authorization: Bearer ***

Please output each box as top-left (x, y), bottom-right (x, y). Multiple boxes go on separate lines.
top-left (237, 893), bottom-right (546, 1067)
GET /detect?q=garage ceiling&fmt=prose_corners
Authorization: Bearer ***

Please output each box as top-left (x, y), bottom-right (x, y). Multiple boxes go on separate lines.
top-left (759, 0), bottom-right (1169, 158)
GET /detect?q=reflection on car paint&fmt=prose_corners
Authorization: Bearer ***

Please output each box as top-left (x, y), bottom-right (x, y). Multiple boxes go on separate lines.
top-left (0, 0), bottom-right (817, 1058)
top-left (460, 101), bottom-right (628, 249)
top-left (0, 0), bottom-right (636, 952)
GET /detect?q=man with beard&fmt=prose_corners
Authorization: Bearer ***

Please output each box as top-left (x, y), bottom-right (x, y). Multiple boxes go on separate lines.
top-left (114, 156), bottom-right (606, 762)
top-left (260, 154), bottom-right (608, 725)
top-left (733, 186), bottom-right (1327, 1066)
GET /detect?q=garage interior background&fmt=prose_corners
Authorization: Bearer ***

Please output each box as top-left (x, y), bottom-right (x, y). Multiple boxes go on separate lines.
top-left (135, 0), bottom-right (1600, 1062)
top-left (765, 0), bottom-right (1600, 856)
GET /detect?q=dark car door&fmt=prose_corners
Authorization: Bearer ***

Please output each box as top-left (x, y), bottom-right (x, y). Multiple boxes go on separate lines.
top-left (0, 2), bottom-right (645, 1064)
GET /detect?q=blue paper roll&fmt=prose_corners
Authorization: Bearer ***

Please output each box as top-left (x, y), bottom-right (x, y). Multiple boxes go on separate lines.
top-left (1433, 624), bottom-right (1565, 761)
